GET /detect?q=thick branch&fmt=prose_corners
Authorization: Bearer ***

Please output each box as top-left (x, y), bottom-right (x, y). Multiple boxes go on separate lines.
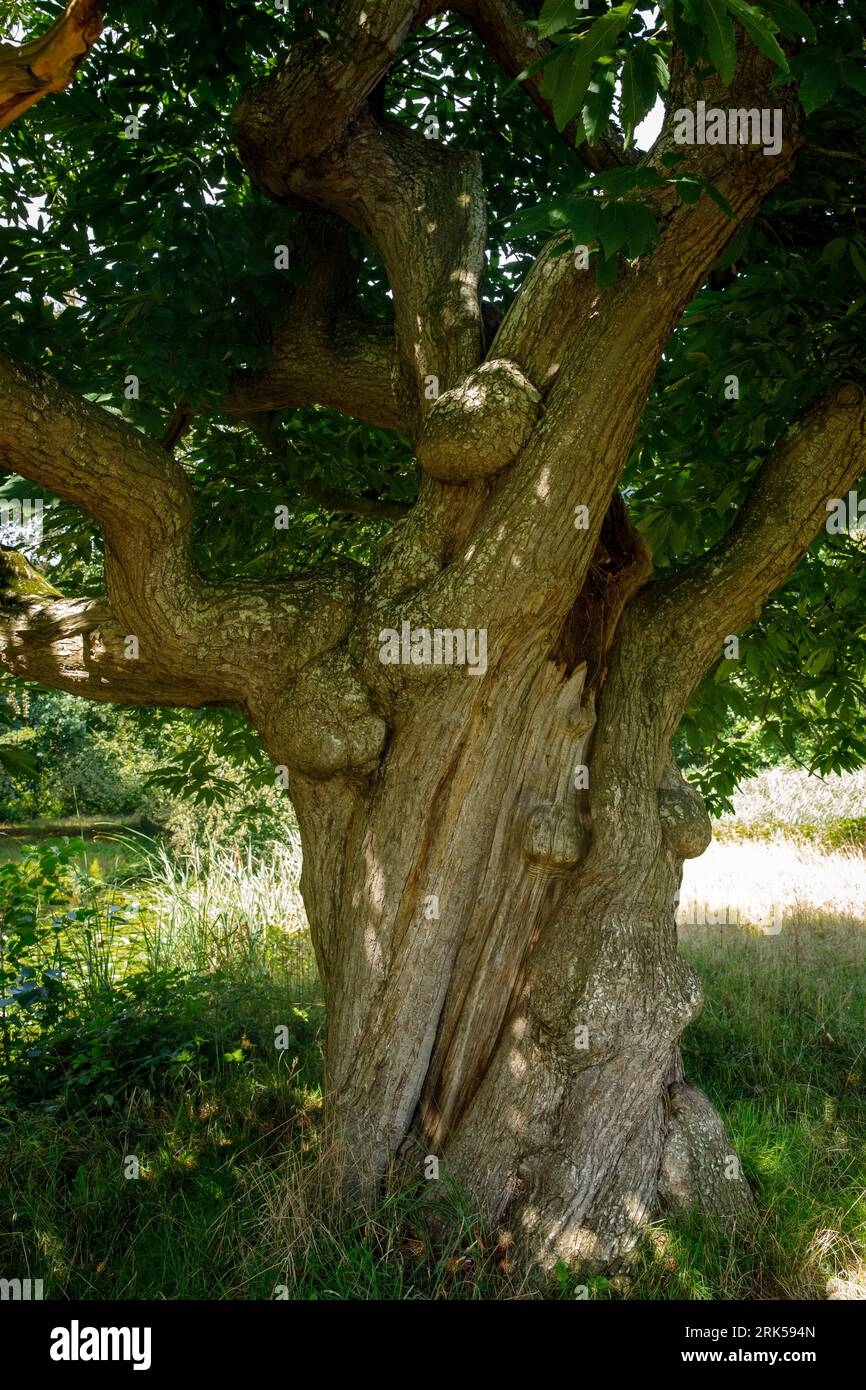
top-left (0, 353), bottom-right (369, 720)
top-left (429, 30), bottom-right (803, 632)
top-left (589, 384), bottom-right (866, 810)
top-left (0, 590), bottom-right (215, 708)
top-left (0, 548), bottom-right (212, 706)
top-left (232, 2), bottom-right (486, 415)
top-left (0, 0), bottom-right (101, 129)
top-left (634, 383), bottom-right (866, 698)
top-left (223, 217), bottom-right (412, 434)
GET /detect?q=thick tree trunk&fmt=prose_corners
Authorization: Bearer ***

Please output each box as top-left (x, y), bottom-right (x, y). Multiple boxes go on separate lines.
top-left (285, 621), bottom-right (754, 1273)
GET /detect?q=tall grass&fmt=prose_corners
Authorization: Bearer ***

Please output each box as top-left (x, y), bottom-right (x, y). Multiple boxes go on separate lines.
top-left (680, 835), bottom-right (866, 938)
top-left (1, 778), bottom-right (865, 1300)
top-left (136, 834), bottom-right (315, 997)
top-left (719, 764), bottom-right (866, 825)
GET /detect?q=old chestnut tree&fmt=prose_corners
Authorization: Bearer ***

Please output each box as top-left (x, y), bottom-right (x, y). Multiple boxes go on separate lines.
top-left (1, 0), bottom-right (865, 1270)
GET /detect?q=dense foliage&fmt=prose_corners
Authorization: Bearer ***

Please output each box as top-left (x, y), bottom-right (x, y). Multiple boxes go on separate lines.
top-left (1, 1), bottom-right (865, 809)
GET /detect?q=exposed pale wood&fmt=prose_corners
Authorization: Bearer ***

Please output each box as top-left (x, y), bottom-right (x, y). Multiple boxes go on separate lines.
top-left (0, 0), bottom-right (102, 129)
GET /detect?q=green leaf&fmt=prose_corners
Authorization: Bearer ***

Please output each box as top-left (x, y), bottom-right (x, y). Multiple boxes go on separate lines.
top-left (578, 3), bottom-right (637, 66)
top-left (703, 179), bottom-right (736, 219)
top-left (594, 164), bottom-right (664, 194)
top-left (665, 0), bottom-right (707, 64)
top-left (760, 0), bottom-right (816, 41)
top-left (566, 197), bottom-right (601, 245)
top-left (503, 35), bottom-right (572, 98)
top-left (699, 0), bottom-right (737, 86)
top-left (542, 0), bottom-right (636, 127)
top-left (798, 60), bottom-right (838, 115)
top-left (0, 743), bottom-right (37, 777)
top-left (537, 0), bottom-right (585, 40)
top-left (675, 176), bottom-right (703, 205)
top-left (850, 243), bottom-right (866, 284)
top-left (841, 59), bottom-right (866, 98)
top-left (541, 40), bottom-right (590, 130)
top-left (504, 202), bottom-right (560, 238)
top-left (581, 66), bottom-right (617, 143)
top-left (594, 250), bottom-right (621, 288)
top-left (623, 202), bottom-right (660, 255)
top-left (725, 0), bottom-right (789, 73)
top-left (821, 236), bottom-right (848, 267)
top-left (653, 50), bottom-right (671, 92)
top-left (597, 200), bottom-right (630, 258)
top-left (620, 44), bottom-right (658, 146)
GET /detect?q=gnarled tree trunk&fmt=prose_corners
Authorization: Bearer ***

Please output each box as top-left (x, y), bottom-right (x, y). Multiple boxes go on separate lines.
top-left (284, 506), bottom-right (752, 1271)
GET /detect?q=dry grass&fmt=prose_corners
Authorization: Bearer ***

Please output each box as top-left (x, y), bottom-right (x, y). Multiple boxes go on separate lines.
top-left (680, 835), bottom-right (866, 942)
top-left (718, 764), bottom-right (866, 825)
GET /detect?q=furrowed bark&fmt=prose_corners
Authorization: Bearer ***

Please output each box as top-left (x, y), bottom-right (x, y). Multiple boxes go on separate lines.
top-left (0, 580), bottom-right (218, 708)
top-left (221, 16), bottom-right (821, 1270)
top-left (2, 4), bottom-right (848, 1278)
top-left (0, 0), bottom-right (102, 129)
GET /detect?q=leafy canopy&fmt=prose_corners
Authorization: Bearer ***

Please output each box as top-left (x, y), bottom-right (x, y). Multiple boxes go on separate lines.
top-left (1, 0), bottom-right (865, 809)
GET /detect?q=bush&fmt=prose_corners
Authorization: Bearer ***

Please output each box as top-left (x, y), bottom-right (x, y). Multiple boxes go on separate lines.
top-left (1, 967), bottom-right (320, 1111)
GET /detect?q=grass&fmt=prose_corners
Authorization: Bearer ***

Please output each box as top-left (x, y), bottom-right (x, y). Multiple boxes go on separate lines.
top-left (1, 770), bottom-right (865, 1300)
top-left (715, 764), bottom-right (866, 849)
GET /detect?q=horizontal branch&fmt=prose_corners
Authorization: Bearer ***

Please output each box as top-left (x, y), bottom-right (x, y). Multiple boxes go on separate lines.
top-left (0, 354), bottom-right (371, 721)
top-left (225, 317), bottom-right (406, 433)
top-left (0, 584), bottom-right (216, 709)
top-left (223, 217), bottom-right (412, 434)
top-left (0, 548), bottom-right (215, 706)
top-left (0, 0), bottom-right (101, 129)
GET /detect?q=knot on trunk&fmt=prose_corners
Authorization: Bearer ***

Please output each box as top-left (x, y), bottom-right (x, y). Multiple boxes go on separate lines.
top-left (657, 762), bottom-right (711, 860)
top-left (416, 359), bottom-right (541, 482)
top-left (523, 801), bottom-right (587, 872)
top-left (658, 1082), bottom-right (756, 1230)
top-left (267, 649), bottom-right (387, 777)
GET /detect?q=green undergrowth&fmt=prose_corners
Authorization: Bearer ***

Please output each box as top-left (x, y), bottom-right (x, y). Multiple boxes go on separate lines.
top-left (1, 833), bottom-right (864, 1299)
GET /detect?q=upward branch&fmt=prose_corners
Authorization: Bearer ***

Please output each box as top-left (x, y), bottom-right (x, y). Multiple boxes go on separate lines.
top-left (425, 27), bottom-right (804, 634)
top-left (633, 384), bottom-right (866, 706)
top-left (232, 0), bottom-right (487, 427)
